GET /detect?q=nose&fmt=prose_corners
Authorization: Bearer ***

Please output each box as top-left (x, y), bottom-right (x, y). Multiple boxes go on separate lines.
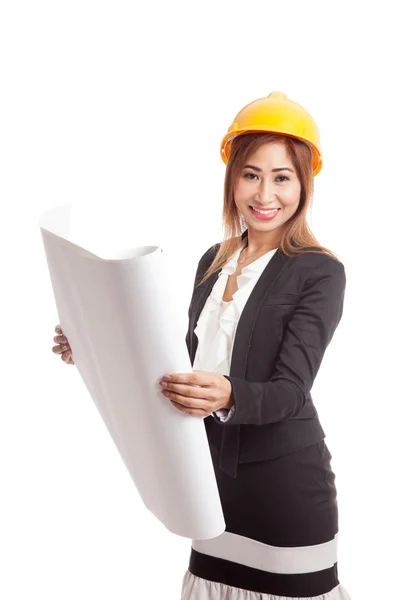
top-left (253, 179), bottom-right (277, 205)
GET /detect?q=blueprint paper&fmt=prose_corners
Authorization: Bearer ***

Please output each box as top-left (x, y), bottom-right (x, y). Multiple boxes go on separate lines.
top-left (39, 204), bottom-right (225, 540)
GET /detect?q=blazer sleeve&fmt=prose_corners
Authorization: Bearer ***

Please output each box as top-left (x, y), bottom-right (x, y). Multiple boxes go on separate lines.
top-left (222, 256), bottom-right (346, 426)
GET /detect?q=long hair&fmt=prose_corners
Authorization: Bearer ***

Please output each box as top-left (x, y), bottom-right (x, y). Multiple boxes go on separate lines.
top-left (197, 132), bottom-right (340, 287)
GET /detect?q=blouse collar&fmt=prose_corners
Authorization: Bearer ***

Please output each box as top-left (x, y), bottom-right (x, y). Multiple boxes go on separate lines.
top-left (193, 240), bottom-right (279, 371)
top-left (220, 241), bottom-right (279, 277)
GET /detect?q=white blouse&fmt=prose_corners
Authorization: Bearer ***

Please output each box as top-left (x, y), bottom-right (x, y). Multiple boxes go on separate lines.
top-left (193, 241), bottom-right (279, 422)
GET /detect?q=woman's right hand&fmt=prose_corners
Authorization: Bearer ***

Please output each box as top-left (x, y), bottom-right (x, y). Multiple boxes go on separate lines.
top-left (52, 324), bottom-right (74, 365)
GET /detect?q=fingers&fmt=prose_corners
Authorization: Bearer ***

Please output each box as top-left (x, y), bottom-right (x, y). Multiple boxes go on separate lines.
top-left (160, 388), bottom-right (211, 411)
top-left (52, 342), bottom-right (70, 354)
top-left (62, 349), bottom-right (74, 364)
top-left (52, 345), bottom-right (74, 364)
top-left (159, 379), bottom-right (214, 414)
top-left (160, 381), bottom-right (207, 399)
top-left (52, 344), bottom-right (71, 359)
top-left (54, 334), bottom-right (68, 344)
top-left (53, 328), bottom-right (69, 350)
top-left (169, 399), bottom-right (207, 417)
top-left (53, 324), bottom-right (74, 365)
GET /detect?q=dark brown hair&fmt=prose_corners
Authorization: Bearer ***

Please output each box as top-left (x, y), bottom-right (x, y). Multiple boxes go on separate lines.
top-left (197, 132), bottom-right (340, 287)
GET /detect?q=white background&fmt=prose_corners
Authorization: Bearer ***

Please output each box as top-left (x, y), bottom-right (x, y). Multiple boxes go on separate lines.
top-left (1, 1), bottom-right (399, 598)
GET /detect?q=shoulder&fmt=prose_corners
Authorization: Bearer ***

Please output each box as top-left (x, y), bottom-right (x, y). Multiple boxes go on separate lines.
top-left (288, 249), bottom-right (346, 300)
top-left (197, 242), bottom-right (221, 268)
top-left (192, 243), bottom-right (221, 285)
top-left (280, 248), bottom-right (346, 297)
top-left (288, 247), bottom-right (345, 273)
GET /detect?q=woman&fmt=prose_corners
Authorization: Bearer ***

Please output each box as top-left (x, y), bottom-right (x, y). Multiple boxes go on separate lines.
top-left (52, 91), bottom-right (352, 599)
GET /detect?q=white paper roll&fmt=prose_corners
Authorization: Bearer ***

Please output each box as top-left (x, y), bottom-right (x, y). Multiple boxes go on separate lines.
top-left (39, 204), bottom-right (225, 540)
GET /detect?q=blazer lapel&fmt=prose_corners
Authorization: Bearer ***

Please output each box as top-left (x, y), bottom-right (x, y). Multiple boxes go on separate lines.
top-left (188, 231), bottom-right (292, 372)
top-left (229, 248), bottom-right (290, 378)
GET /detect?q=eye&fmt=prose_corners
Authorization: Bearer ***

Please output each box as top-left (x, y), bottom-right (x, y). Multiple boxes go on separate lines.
top-left (243, 172), bottom-right (290, 182)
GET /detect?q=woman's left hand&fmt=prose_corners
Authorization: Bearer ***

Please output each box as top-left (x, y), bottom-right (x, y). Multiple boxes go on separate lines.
top-left (159, 370), bottom-right (233, 417)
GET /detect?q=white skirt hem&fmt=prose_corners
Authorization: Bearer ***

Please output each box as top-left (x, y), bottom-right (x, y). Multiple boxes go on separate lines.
top-left (180, 571), bottom-right (352, 600)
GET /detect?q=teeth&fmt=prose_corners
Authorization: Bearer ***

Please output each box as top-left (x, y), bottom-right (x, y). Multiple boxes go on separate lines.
top-left (252, 207), bottom-right (279, 214)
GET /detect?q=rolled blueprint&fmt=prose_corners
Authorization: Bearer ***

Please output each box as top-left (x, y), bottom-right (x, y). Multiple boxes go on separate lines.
top-left (39, 204), bottom-right (225, 540)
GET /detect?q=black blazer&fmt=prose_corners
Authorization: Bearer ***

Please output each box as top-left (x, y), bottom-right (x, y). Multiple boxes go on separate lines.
top-left (185, 230), bottom-right (346, 478)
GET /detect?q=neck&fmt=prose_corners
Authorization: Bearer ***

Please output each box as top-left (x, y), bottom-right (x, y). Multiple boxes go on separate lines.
top-left (243, 229), bottom-right (281, 255)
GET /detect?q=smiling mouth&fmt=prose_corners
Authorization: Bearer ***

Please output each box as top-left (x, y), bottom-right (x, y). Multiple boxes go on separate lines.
top-left (250, 206), bottom-right (281, 213)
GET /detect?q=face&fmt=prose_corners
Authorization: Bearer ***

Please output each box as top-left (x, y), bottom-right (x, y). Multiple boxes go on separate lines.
top-left (233, 141), bottom-right (301, 240)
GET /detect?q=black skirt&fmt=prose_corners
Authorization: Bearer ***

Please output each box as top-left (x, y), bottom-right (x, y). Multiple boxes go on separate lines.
top-left (181, 440), bottom-right (352, 599)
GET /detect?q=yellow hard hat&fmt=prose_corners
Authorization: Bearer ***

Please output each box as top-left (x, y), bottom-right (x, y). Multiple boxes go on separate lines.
top-left (220, 91), bottom-right (323, 175)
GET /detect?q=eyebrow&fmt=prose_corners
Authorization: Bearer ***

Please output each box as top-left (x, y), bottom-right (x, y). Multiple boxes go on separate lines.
top-left (243, 164), bottom-right (295, 173)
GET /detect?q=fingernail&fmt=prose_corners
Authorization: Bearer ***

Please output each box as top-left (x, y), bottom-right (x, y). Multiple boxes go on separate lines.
top-left (162, 375), bottom-right (172, 381)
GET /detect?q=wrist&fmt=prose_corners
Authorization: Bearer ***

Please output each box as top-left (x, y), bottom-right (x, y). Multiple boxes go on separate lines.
top-left (224, 387), bottom-right (234, 410)
top-left (219, 375), bottom-right (234, 409)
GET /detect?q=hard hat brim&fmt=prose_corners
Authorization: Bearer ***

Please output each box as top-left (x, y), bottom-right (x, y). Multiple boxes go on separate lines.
top-left (220, 129), bottom-right (322, 176)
